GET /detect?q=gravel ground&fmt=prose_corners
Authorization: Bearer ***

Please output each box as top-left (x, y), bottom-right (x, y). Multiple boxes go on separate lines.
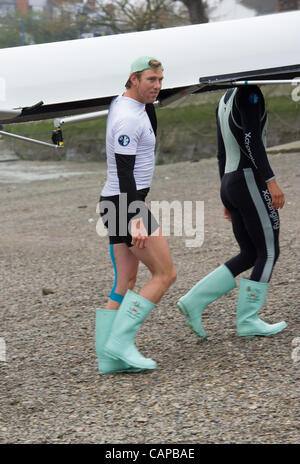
top-left (0, 153), bottom-right (299, 444)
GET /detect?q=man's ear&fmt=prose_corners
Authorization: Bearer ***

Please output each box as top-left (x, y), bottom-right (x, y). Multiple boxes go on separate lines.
top-left (130, 73), bottom-right (138, 87)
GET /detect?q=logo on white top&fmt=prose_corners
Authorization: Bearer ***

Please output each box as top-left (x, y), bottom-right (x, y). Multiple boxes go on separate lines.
top-left (118, 135), bottom-right (130, 147)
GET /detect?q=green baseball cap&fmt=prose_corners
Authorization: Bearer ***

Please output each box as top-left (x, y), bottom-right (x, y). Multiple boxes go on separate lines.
top-left (130, 56), bottom-right (162, 74)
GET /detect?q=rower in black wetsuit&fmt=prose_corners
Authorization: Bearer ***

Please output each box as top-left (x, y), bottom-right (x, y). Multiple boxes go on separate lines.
top-left (178, 85), bottom-right (287, 338)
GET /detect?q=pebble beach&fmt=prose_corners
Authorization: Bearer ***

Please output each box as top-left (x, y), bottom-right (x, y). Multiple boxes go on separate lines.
top-left (0, 151), bottom-right (299, 444)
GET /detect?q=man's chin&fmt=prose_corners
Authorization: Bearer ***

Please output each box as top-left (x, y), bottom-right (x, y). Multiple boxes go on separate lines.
top-left (146, 96), bottom-right (158, 104)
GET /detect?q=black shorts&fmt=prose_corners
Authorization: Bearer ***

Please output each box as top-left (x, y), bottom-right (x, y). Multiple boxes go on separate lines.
top-left (99, 188), bottom-right (159, 247)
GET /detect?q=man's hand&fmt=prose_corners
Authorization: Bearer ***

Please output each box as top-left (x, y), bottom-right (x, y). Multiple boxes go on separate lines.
top-left (224, 207), bottom-right (231, 222)
top-left (130, 217), bottom-right (148, 249)
top-left (266, 178), bottom-right (285, 210)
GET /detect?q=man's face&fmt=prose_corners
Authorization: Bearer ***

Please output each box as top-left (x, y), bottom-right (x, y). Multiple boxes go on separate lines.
top-left (131, 68), bottom-right (163, 104)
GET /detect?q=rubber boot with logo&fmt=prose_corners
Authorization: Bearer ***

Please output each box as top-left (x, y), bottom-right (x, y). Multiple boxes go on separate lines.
top-left (177, 264), bottom-right (236, 338)
top-left (95, 309), bottom-right (142, 374)
top-left (104, 290), bottom-right (157, 370)
top-left (236, 278), bottom-right (287, 336)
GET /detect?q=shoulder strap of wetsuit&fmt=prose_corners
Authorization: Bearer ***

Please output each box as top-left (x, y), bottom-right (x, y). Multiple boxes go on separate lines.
top-left (145, 103), bottom-right (157, 136)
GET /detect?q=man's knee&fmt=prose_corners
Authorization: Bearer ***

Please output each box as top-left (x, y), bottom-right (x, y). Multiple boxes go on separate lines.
top-left (170, 267), bottom-right (177, 285)
top-left (165, 267), bottom-right (177, 287)
top-left (159, 266), bottom-right (177, 289)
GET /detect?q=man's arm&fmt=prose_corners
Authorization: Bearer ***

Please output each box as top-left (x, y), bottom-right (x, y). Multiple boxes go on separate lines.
top-left (115, 153), bottom-right (148, 246)
top-left (216, 104), bottom-right (232, 220)
top-left (216, 104), bottom-right (226, 180)
top-left (115, 153), bottom-right (137, 209)
top-left (237, 87), bottom-right (284, 209)
top-left (236, 86), bottom-right (274, 182)
top-left (113, 115), bottom-right (140, 212)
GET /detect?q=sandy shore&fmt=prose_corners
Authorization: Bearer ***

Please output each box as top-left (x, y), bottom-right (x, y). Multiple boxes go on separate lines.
top-left (0, 152), bottom-right (299, 443)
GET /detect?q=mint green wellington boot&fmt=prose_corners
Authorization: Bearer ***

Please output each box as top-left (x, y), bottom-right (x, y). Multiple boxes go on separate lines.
top-left (177, 264), bottom-right (236, 338)
top-left (236, 278), bottom-right (287, 336)
top-left (95, 309), bottom-right (142, 374)
top-left (104, 290), bottom-right (157, 370)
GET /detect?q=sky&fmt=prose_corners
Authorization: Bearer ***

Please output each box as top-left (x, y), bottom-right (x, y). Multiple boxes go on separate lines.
top-left (207, 0), bottom-right (256, 22)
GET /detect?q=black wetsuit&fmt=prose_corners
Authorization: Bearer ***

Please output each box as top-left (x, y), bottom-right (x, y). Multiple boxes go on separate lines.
top-left (217, 85), bottom-right (280, 283)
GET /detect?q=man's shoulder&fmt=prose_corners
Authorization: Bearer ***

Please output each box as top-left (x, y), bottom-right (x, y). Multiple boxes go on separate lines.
top-left (110, 97), bottom-right (142, 126)
top-left (236, 85), bottom-right (264, 106)
top-left (112, 95), bottom-right (142, 110)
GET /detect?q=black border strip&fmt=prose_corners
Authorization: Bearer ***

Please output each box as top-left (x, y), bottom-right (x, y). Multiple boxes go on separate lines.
top-left (199, 64), bottom-right (300, 85)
